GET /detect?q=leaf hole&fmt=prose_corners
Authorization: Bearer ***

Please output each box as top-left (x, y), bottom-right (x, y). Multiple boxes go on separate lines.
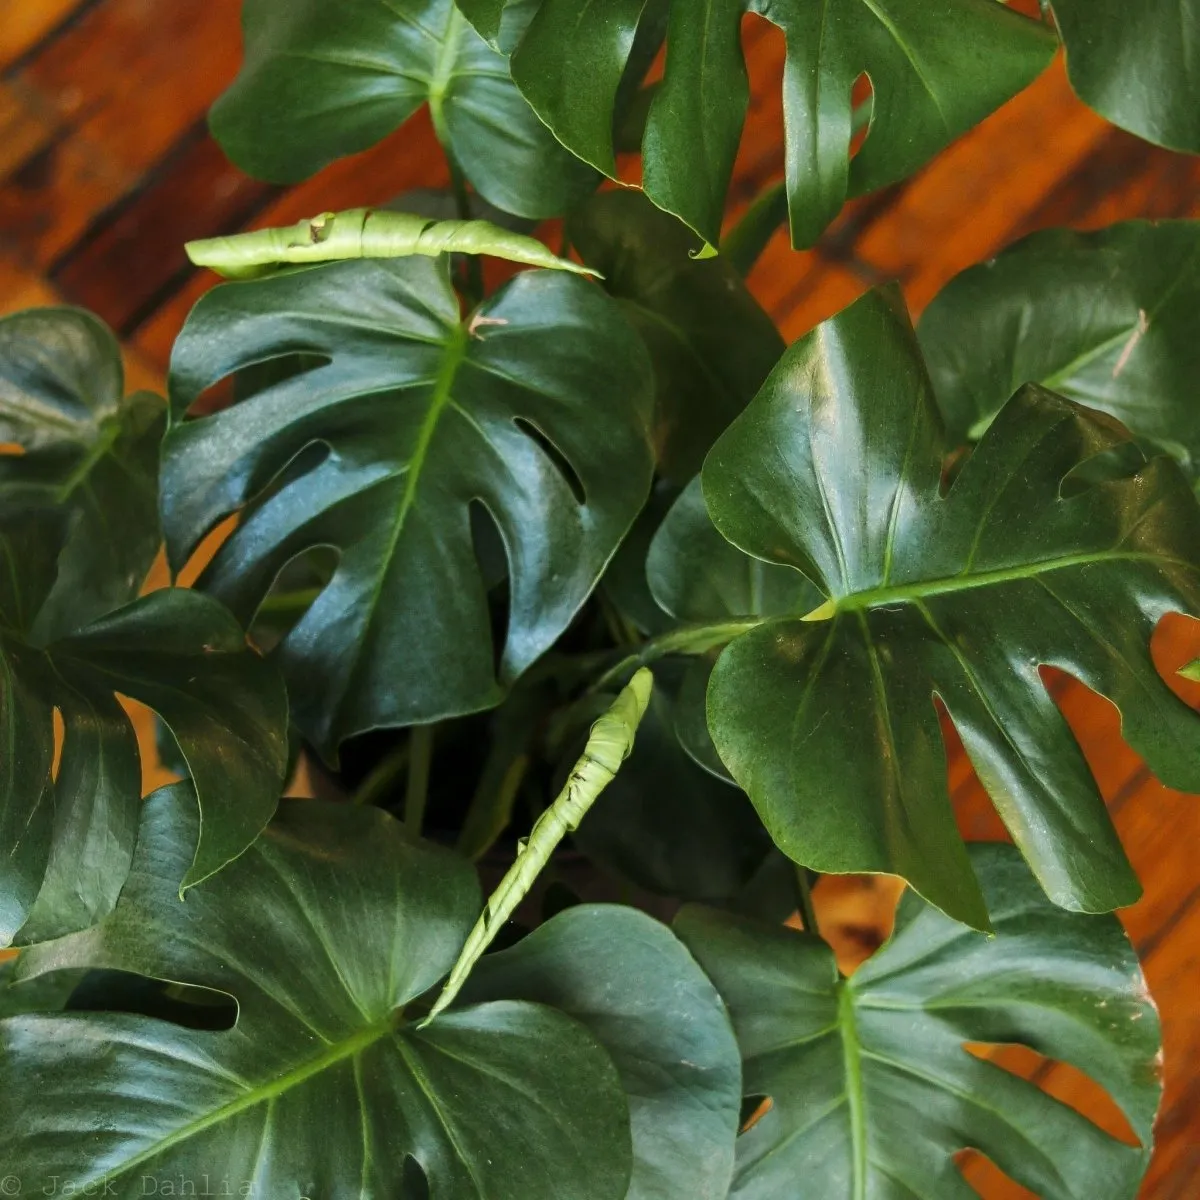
top-left (963, 1042), bottom-right (1141, 1147)
top-left (739, 1094), bottom-right (773, 1134)
top-left (50, 705), bottom-right (64, 783)
top-left (849, 72), bottom-right (874, 158)
top-left (469, 498), bottom-right (512, 680)
top-left (400, 1154), bottom-right (430, 1199)
top-left (251, 545), bottom-right (340, 653)
top-left (513, 417), bottom-right (587, 505)
top-left (66, 969), bottom-right (237, 1031)
top-left (1058, 439), bottom-right (1148, 497)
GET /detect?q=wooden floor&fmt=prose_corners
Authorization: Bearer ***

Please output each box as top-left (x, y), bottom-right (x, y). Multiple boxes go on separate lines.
top-left (2, 3), bottom-right (1198, 1195)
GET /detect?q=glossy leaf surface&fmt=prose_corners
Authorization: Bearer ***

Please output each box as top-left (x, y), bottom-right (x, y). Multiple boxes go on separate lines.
top-left (568, 190), bottom-right (783, 482)
top-left (0, 523), bottom-right (289, 945)
top-left (459, 0), bottom-right (1054, 247)
top-left (163, 258), bottom-right (654, 755)
top-left (2, 786), bottom-right (634, 1199)
top-left (688, 289), bottom-right (1200, 927)
top-left (676, 844), bottom-right (1162, 1200)
top-left (211, 0), bottom-right (595, 218)
top-left (462, 903), bottom-right (743, 1200)
top-left (920, 221), bottom-right (1200, 475)
top-left (1054, 0), bottom-right (1200, 153)
top-left (0, 307), bottom-right (164, 641)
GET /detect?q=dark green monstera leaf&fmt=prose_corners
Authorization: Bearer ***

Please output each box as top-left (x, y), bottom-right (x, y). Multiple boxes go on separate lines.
top-left (0, 310), bottom-right (289, 946)
top-left (461, 903), bottom-right (743, 1200)
top-left (567, 190), bottom-right (784, 482)
top-left (0, 785), bottom-right (739, 1198)
top-left (0, 307), bottom-right (164, 641)
top-left (1053, 0), bottom-right (1200, 154)
top-left (663, 288), bottom-right (1200, 929)
top-left (210, 0), bottom-right (595, 218)
top-left (0, 510), bottom-right (288, 946)
top-left (919, 222), bottom-right (1200, 477)
top-left (676, 843), bottom-right (1162, 1200)
top-left (457, 0), bottom-right (1054, 248)
top-left (162, 257), bottom-right (654, 755)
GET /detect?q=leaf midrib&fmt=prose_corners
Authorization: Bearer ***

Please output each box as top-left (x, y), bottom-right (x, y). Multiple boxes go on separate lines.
top-left (827, 548), bottom-right (1188, 614)
top-left (71, 1013), bottom-right (399, 1191)
top-left (635, 546), bottom-right (1189, 668)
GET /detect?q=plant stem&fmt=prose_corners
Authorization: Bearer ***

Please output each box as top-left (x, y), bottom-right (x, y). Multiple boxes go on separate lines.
top-left (590, 618), bottom-right (763, 692)
top-left (794, 864), bottom-right (820, 937)
top-left (352, 743), bottom-right (411, 808)
top-left (405, 724), bottom-right (435, 835)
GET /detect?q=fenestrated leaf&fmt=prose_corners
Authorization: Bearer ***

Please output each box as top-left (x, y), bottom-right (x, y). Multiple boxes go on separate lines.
top-left (186, 207), bottom-right (598, 280)
top-left (567, 190), bottom-right (784, 482)
top-left (210, 0), bottom-right (596, 219)
top-left (919, 221), bottom-right (1200, 476)
top-left (0, 514), bottom-right (289, 945)
top-left (461, 904), bottom-right (743, 1200)
top-left (459, 0), bottom-right (1054, 248)
top-left (675, 843), bottom-right (1162, 1200)
top-left (678, 288), bottom-right (1200, 928)
top-left (2, 785), bottom-right (634, 1199)
top-left (162, 257), bottom-right (654, 756)
top-left (0, 307), bottom-right (164, 641)
top-left (1053, 0), bottom-right (1200, 153)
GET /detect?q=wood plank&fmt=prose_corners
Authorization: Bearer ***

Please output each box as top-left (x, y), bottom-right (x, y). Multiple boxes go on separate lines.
top-left (3, 0), bottom-right (243, 266)
top-left (131, 110), bottom-right (447, 366)
top-left (0, 0), bottom-right (88, 70)
top-left (53, 127), bottom-right (278, 334)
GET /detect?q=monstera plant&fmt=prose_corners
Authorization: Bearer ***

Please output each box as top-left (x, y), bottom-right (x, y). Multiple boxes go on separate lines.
top-left (2, 1), bottom-right (1198, 1196)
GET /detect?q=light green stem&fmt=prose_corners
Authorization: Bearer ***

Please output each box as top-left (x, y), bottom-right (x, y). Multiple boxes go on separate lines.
top-left (794, 864), bottom-right (820, 937)
top-left (424, 669), bottom-right (654, 1023)
top-left (405, 725), bottom-right (435, 835)
top-left (591, 620), bottom-right (763, 692)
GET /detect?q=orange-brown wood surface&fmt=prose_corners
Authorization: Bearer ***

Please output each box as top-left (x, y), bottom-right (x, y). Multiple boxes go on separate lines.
top-left (1, 4), bottom-right (1197, 1194)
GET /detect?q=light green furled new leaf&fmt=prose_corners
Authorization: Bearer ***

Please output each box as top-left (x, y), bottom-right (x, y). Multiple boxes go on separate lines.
top-left (427, 667), bottom-right (652, 1019)
top-left (461, 904), bottom-right (744, 1200)
top-left (210, 0), bottom-right (596, 219)
top-left (187, 208), bottom-right (598, 280)
top-left (1052, 0), bottom-right (1200, 154)
top-left (919, 221), bottom-right (1200, 477)
top-left (676, 843), bottom-right (1162, 1200)
top-left (457, 0), bottom-right (1055, 248)
top-left (0, 307), bottom-right (164, 641)
top-left (162, 257), bottom-right (654, 756)
top-left (655, 287), bottom-right (1200, 929)
top-left (1, 785), bottom-right (634, 1199)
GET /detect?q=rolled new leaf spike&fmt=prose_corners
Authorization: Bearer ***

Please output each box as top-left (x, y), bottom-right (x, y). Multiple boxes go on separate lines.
top-left (186, 207), bottom-right (600, 280)
top-left (426, 667), bottom-right (654, 1021)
